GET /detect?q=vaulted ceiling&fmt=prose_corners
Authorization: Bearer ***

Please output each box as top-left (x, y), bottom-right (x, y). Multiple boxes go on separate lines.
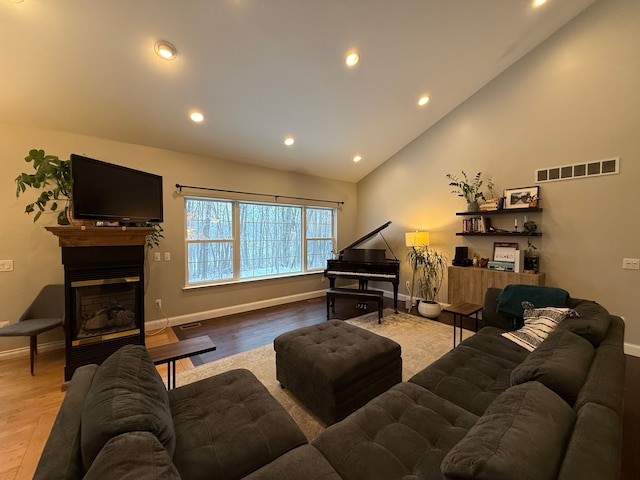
top-left (1, 0), bottom-right (596, 182)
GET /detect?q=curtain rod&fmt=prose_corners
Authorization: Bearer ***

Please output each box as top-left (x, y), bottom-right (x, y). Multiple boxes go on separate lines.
top-left (175, 184), bottom-right (344, 206)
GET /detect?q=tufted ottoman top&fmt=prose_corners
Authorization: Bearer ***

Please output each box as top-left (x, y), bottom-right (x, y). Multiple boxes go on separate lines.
top-left (274, 320), bottom-right (401, 391)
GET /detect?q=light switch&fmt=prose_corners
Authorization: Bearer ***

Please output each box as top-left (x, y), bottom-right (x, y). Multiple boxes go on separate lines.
top-left (164, 252), bottom-right (171, 261)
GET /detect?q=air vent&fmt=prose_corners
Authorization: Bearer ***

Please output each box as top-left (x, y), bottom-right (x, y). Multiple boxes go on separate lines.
top-left (179, 322), bottom-right (202, 330)
top-left (535, 157), bottom-right (619, 183)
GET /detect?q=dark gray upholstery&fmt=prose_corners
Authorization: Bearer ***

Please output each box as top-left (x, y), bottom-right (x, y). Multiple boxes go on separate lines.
top-left (274, 320), bottom-right (402, 425)
top-left (169, 368), bottom-right (307, 480)
top-left (84, 432), bottom-right (181, 480)
top-left (34, 364), bottom-right (97, 480)
top-left (409, 343), bottom-right (522, 416)
top-left (314, 382), bottom-right (478, 480)
top-left (36, 286), bottom-right (625, 480)
top-left (510, 329), bottom-right (595, 404)
top-left (0, 284), bottom-right (64, 374)
top-left (242, 445), bottom-right (343, 480)
top-left (441, 381), bottom-right (575, 480)
top-left (80, 345), bottom-right (175, 471)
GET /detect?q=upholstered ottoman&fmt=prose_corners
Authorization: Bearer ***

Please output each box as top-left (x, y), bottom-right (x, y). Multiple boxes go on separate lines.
top-left (274, 320), bottom-right (402, 425)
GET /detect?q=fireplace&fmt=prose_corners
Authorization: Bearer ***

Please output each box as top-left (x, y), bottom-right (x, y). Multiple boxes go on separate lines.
top-left (71, 276), bottom-right (141, 346)
top-left (46, 226), bottom-right (151, 380)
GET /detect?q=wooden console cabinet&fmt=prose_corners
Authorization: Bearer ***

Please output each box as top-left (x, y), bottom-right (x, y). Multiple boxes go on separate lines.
top-left (447, 266), bottom-right (545, 305)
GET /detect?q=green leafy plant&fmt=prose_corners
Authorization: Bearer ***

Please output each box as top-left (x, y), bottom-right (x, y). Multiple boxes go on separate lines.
top-left (15, 149), bottom-right (72, 224)
top-left (407, 245), bottom-right (448, 302)
top-left (446, 171), bottom-right (485, 204)
top-left (146, 223), bottom-right (164, 250)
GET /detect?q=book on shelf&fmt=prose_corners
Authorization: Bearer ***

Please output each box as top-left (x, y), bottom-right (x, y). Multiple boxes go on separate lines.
top-left (462, 216), bottom-right (491, 233)
top-left (479, 198), bottom-right (500, 211)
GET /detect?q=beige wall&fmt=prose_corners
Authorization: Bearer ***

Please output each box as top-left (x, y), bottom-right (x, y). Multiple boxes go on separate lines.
top-left (357, 0), bottom-right (640, 350)
top-left (0, 124), bottom-right (357, 355)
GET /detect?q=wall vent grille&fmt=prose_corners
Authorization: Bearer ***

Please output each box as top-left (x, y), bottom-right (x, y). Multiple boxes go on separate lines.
top-left (535, 157), bottom-right (619, 183)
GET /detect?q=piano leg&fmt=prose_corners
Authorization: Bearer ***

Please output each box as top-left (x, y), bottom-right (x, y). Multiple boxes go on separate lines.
top-left (392, 282), bottom-right (399, 313)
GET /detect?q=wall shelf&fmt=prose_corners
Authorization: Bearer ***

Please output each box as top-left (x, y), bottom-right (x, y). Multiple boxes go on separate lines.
top-left (456, 207), bottom-right (542, 216)
top-left (456, 232), bottom-right (541, 237)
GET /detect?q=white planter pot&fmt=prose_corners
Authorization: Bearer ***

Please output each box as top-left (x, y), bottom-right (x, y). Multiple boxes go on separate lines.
top-left (418, 300), bottom-right (441, 319)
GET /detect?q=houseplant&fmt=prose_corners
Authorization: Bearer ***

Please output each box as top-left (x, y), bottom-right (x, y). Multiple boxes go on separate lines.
top-left (407, 245), bottom-right (448, 318)
top-left (446, 171), bottom-right (485, 212)
top-left (15, 149), bottom-right (72, 224)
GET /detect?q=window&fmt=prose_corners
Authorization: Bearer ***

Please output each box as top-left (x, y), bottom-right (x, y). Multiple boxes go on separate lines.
top-left (185, 197), bottom-right (335, 286)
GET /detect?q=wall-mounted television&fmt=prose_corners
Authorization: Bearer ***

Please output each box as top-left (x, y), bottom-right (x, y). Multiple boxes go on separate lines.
top-left (71, 154), bottom-right (163, 224)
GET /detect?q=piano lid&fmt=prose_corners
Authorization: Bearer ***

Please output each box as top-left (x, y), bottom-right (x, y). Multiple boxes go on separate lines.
top-left (338, 221), bottom-right (392, 254)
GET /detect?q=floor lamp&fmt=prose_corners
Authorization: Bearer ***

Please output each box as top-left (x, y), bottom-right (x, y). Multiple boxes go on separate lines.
top-left (405, 231), bottom-right (430, 312)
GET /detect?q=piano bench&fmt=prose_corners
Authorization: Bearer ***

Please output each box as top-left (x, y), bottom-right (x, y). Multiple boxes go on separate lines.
top-left (326, 288), bottom-right (384, 323)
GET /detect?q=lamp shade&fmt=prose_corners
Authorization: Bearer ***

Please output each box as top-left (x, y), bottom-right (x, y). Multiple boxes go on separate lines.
top-left (405, 231), bottom-right (430, 247)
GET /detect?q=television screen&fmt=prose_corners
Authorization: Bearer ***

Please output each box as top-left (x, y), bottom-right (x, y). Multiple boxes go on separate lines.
top-left (71, 154), bottom-right (163, 223)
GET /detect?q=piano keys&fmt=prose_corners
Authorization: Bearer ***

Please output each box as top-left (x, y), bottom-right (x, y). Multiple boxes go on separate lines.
top-left (324, 221), bottom-right (400, 312)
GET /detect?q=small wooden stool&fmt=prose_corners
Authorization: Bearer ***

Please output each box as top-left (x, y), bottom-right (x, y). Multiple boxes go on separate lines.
top-left (443, 302), bottom-right (482, 348)
top-left (326, 287), bottom-right (384, 323)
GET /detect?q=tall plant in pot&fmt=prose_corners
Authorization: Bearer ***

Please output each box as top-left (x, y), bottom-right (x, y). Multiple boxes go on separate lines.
top-left (407, 245), bottom-right (448, 318)
top-left (15, 149), bottom-right (72, 224)
top-left (446, 171), bottom-right (485, 212)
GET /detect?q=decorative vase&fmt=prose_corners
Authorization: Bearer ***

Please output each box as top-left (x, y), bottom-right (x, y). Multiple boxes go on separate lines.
top-left (418, 300), bottom-right (441, 319)
top-left (466, 201), bottom-right (479, 213)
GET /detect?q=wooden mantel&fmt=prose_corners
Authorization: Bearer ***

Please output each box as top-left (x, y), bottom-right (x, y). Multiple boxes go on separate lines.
top-left (45, 226), bottom-right (153, 247)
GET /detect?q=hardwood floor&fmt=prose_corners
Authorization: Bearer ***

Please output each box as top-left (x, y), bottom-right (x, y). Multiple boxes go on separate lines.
top-left (0, 297), bottom-right (637, 479)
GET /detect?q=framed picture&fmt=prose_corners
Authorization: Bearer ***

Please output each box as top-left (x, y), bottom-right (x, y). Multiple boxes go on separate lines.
top-left (493, 242), bottom-right (518, 262)
top-left (503, 186), bottom-right (539, 209)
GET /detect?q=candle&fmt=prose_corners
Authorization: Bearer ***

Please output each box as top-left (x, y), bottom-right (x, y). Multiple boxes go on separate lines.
top-left (515, 219), bottom-right (518, 229)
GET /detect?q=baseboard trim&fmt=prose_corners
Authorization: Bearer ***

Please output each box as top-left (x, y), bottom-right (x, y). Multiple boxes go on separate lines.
top-left (624, 342), bottom-right (640, 357)
top-left (0, 340), bottom-right (65, 361)
top-left (145, 289), bottom-right (330, 331)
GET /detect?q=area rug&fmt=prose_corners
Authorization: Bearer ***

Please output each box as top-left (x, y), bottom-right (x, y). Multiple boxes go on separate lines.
top-left (175, 309), bottom-right (472, 441)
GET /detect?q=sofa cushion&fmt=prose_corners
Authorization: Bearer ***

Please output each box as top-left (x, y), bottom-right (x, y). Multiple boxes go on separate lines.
top-left (510, 329), bottom-right (594, 404)
top-left (169, 368), bottom-right (307, 480)
top-left (441, 381), bottom-right (576, 480)
top-left (556, 299), bottom-right (612, 345)
top-left (241, 445), bottom-right (343, 480)
top-left (501, 301), bottom-right (578, 351)
top-left (84, 432), bottom-right (180, 480)
top-left (496, 284), bottom-right (569, 320)
top-left (80, 345), bottom-right (175, 472)
top-left (409, 343), bottom-right (521, 416)
top-left (314, 382), bottom-right (478, 480)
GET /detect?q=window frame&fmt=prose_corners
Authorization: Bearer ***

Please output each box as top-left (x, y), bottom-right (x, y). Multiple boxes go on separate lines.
top-left (184, 196), bottom-right (336, 288)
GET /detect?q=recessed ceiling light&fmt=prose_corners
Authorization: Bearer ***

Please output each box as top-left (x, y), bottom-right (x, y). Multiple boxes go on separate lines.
top-left (418, 95), bottom-right (430, 106)
top-left (533, 0), bottom-right (547, 7)
top-left (154, 40), bottom-right (177, 60)
top-left (353, 155), bottom-right (362, 163)
top-left (190, 111), bottom-right (205, 123)
top-left (284, 136), bottom-right (295, 146)
top-left (345, 50), bottom-right (360, 67)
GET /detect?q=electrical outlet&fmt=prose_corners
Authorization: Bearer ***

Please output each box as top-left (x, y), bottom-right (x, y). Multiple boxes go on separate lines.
top-left (155, 299), bottom-right (162, 309)
top-left (622, 258), bottom-right (640, 270)
top-left (0, 260), bottom-right (14, 272)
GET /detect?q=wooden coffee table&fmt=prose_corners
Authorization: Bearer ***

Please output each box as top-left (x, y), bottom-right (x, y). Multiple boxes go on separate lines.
top-left (148, 335), bottom-right (216, 389)
top-left (443, 302), bottom-right (482, 348)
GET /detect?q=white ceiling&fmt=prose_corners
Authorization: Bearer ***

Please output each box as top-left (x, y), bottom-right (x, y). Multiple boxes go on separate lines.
top-left (1, 0), bottom-right (596, 183)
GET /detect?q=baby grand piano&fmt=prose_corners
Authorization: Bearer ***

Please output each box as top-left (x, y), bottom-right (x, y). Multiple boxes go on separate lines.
top-left (324, 221), bottom-right (400, 312)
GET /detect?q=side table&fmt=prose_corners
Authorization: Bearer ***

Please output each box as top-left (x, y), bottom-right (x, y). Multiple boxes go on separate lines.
top-left (148, 335), bottom-right (217, 389)
top-left (443, 302), bottom-right (482, 348)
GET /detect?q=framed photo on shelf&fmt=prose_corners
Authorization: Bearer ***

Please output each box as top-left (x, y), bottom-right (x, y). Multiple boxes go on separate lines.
top-left (504, 186), bottom-right (539, 209)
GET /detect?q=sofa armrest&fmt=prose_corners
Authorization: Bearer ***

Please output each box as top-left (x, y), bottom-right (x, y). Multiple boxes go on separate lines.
top-left (34, 364), bottom-right (98, 480)
top-left (482, 288), bottom-right (516, 331)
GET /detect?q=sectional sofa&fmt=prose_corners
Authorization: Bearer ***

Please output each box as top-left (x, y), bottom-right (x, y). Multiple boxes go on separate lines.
top-left (35, 285), bottom-right (625, 479)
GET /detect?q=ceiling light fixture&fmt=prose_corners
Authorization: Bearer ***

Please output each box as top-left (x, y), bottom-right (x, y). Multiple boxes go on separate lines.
top-left (418, 95), bottom-right (430, 106)
top-left (352, 155), bottom-right (362, 163)
top-left (154, 40), bottom-right (177, 60)
top-left (345, 50), bottom-right (360, 67)
top-left (533, 0), bottom-right (548, 7)
top-left (284, 136), bottom-right (295, 146)
top-left (190, 111), bottom-right (205, 123)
